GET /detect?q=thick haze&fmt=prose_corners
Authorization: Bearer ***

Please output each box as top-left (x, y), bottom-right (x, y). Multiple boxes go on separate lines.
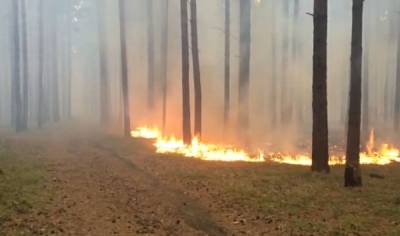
top-left (0, 0), bottom-right (399, 151)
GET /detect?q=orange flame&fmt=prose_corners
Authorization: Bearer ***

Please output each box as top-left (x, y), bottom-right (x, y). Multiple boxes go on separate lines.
top-left (130, 127), bottom-right (160, 139)
top-left (359, 129), bottom-right (400, 165)
top-left (131, 127), bottom-right (264, 162)
top-left (131, 127), bottom-right (400, 165)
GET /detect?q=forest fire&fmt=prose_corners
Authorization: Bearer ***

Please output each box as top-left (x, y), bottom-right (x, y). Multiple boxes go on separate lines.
top-left (360, 129), bottom-right (400, 165)
top-left (131, 127), bottom-right (264, 162)
top-left (131, 127), bottom-right (400, 165)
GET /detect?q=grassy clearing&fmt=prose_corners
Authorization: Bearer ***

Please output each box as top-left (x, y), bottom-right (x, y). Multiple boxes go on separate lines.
top-left (0, 140), bottom-right (50, 230)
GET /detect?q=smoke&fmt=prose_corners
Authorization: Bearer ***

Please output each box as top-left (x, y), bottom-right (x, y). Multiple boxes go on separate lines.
top-left (0, 0), bottom-right (399, 151)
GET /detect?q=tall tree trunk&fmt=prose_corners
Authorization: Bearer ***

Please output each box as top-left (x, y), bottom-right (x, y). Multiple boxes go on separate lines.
top-left (311, 0), bottom-right (330, 173)
top-left (394, 22), bottom-right (400, 130)
top-left (147, 0), bottom-right (155, 110)
top-left (52, 4), bottom-right (60, 122)
top-left (270, 2), bottom-right (277, 127)
top-left (180, 0), bottom-right (192, 144)
top-left (161, 0), bottom-right (169, 134)
top-left (97, 0), bottom-right (110, 125)
top-left (65, 0), bottom-right (72, 119)
top-left (21, 0), bottom-right (28, 130)
top-left (38, 0), bottom-right (45, 128)
top-left (9, 0), bottom-right (15, 127)
top-left (293, 0), bottom-right (303, 123)
top-left (345, 0), bottom-right (364, 187)
top-left (238, 0), bottom-right (251, 139)
top-left (224, 0), bottom-right (230, 126)
top-left (281, 0), bottom-right (292, 125)
top-left (292, 0), bottom-right (300, 59)
top-left (190, 0), bottom-right (202, 138)
top-left (362, 33), bottom-right (369, 141)
top-left (119, 0), bottom-right (131, 137)
top-left (11, 0), bottom-right (23, 132)
top-left (384, 72), bottom-right (390, 121)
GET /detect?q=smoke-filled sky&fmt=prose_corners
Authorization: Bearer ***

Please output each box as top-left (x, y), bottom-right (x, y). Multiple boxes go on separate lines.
top-left (0, 0), bottom-right (399, 150)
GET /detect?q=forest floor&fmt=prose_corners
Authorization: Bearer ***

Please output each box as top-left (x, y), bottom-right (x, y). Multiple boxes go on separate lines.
top-left (0, 123), bottom-right (400, 236)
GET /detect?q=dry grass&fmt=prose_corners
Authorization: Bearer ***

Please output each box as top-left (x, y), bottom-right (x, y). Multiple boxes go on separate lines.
top-left (0, 139), bottom-right (51, 233)
top-left (108, 135), bottom-right (400, 235)
top-left (1, 130), bottom-right (399, 235)
top-left (169, 160), bottom-right (400, 235)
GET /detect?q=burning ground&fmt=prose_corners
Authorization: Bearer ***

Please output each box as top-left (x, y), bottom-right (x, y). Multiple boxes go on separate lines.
top-left (1, 124), bottom-right (400, 235)
top-left (131, 126), bottom-right (400, 166)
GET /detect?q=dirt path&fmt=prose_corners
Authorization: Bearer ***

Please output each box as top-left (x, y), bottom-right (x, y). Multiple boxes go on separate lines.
top-left (93, 142), bottom-right (226, 235)
top-left (2, 126), bottom-right (227, 235)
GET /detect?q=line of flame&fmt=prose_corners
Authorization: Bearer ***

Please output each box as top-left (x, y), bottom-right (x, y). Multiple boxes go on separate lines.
top-left (131, 127), bottom-right (400, 165)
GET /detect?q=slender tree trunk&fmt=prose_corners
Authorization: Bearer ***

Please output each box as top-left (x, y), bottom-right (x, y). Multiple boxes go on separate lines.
top-left (147, 0), bottom-right (155, 110)
top-left (66, 1), bottom-right (72, 119)
top-left (238, 0), bottom-right (251, 139)
top-left (38, 0), bottom-right (45, 128)
top-left (119, 0), bottom-right (131, 137)
top-left (362, 33), bottom-right (369, 140)
top-left (52, 5), bottom-right (60, 122)
top-left (293, 0), bottom-right (300, 57)
top-left (281, 0), bottom-right (292, 125)
top-left (161, 0), bottom-right (169, 134)
top-left (293, 0), bottom-right (303, 123)
top-left (180, 0), bottom-right (192, 144)
top-left (224, 0), bottom-right (230, 126)
top-left (345, 0), bottom-right (364, 187)
top-left (311, 0), bottom-right (330, 173)
top-left (190, 0), bottom-right (202, 138)
top-left (384, 73), bottom-right (390, 121)
top-left (21, 0), bottom-right (28, 130)
top-left (9, 0), bottom-right (16, 127)
top-left (270, 2), bottom-right (277, 127)
top-left (394, 23), bottom-right (400, 130)
top-left (11, 0), bottom-right (23, 132)
top-left (97, 0), bottom-right (110, 125)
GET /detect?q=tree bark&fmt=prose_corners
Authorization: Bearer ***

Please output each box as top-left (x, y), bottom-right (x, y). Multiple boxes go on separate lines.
top-left (394, 20), bottom-right (400, 130)
top-left (161, 0), bottom-right (169, 134)
top-left (147, 0), bottom-right (155, 110)
top-left (224, 0), bottom-right (230, 126)
top-left (11, 0), bottom-right (23, 132)
top-left (190, 0), bottom-right (202, 138)
top-left (345, 0), bottom-right (364, 187)
top-left (238, 0), bottom-right (251, 138)
top-left (311, 0), bottom-right (330, 173)
top-left (119, 0), bottom-right (131, 137)
top-left (38, 0), bottom-right (45, 128)
top-left (180, 0), bottom-right (192, 144)
top-left (21, 0), bottom-right (28, 130)
top-left (362, 33), bottom-right (369, 141)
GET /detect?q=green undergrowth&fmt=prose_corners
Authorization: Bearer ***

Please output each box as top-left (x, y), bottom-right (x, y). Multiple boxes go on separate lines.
top-left (0, 140), bottom-right (50, 230)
